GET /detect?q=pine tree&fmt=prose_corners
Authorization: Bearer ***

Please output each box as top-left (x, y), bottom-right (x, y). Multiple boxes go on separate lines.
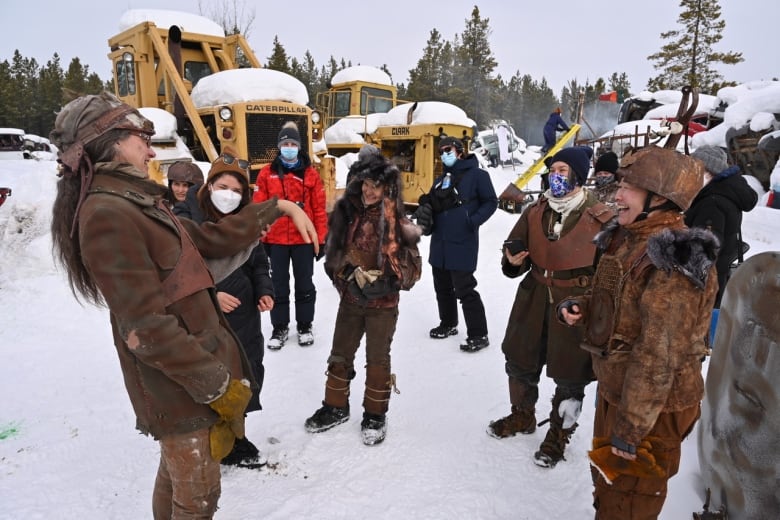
top-left (63, 58), bottom-right (90, 96)
top-left (406, 29), bottom-right (452, 102)
top-left (452, 6), bottom-right (498, 126)
top-left (291, 51), bottom-right (321, 102)
top-left (34, 54), bottom-right (64, 137)
top-left (266, 36), bottom-right (291, 74)
top-left (8, 51), bottom-right (39, 130)
top-left (608, 72), bottom-right (631, 103)
top-left (0, 60), bottom-right (14, 128)
top-left (647, 0), bottom-right (743, 93)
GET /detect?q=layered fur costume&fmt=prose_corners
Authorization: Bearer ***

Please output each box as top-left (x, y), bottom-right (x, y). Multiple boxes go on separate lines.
top-left (324, 146), bottom-right (421, 288)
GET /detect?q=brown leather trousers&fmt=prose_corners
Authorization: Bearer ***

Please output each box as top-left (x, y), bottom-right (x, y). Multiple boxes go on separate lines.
top-left (152, 428), bottom-right (221, 519)
top-left (592, 395), bottom-right (700, 520)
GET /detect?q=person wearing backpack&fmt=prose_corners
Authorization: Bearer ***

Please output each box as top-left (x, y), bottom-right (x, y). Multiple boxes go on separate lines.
top-left (414, 136), bottom-right (498, 352)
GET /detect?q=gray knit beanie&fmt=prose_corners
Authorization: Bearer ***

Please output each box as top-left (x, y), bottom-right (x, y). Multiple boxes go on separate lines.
top-left (691, 145), bottom-right (729, 175)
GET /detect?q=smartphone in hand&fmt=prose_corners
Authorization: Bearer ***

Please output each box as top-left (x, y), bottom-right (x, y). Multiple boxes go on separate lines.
top-left (503, 239), bottom-right (527, 255)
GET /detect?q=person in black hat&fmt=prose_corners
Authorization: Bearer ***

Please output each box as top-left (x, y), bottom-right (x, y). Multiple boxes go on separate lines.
top-left (487, 145), bottom-right (614, 470)
top-left (414, 135), bottom-right (498, 352)
top-left (253, 121), bottom-right (329, 350)
top-left (590, 151), bottom-right (620, 207)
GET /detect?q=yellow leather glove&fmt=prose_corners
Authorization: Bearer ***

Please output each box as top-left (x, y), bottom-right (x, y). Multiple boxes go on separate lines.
top-left (209, 420), bottom-right (236, 461)
top-left (588, 436), bottom-right (667, 485)
top-left (208, 378), bottom-right (252, 461)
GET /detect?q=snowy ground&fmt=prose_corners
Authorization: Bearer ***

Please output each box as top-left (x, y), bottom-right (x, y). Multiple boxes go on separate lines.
top-left (1, 157), bottom-right (777, 519)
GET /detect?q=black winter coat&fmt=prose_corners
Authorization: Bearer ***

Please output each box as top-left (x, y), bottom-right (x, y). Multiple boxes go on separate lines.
top-left (685, 166), bottom-right (757, 307)
top-left (425, 154), bottom-right (498, 272)
top-left (174, 187), bottom-right (273, 412)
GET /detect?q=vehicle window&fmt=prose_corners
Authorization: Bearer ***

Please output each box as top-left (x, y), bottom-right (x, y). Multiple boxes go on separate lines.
top-left (184, 62), bottom-right (213, 87)
top-left (0, 134), bottom-right (23, 151)
top-left (361, 87), bottom-right (394, 115)
top-left (334, 91), bottom-right (351, 118)
top-left (116, 59), bottom-right (136, 97)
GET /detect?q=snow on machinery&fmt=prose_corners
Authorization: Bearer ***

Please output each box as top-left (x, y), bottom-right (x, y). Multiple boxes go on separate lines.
top-left (317, 66), bottom-right (476, 208)
top-left (107, 10), bottom-right (337, 207)
top-left (583, 82), bottom-right (780, 190)
top-left (702, 81), bottom-right (780, 190)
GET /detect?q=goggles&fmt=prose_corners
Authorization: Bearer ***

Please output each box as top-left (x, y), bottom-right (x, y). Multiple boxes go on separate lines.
top-left (220, 152), bottom-right (250, 171)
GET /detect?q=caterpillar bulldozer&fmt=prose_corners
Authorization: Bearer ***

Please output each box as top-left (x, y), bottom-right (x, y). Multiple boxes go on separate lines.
top-left (107, 10), bottom-right (338, 208)
top-left (316, 66), bottom-right (475, 207)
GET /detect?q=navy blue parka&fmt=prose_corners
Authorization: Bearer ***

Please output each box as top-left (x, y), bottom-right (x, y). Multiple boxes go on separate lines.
top-left (427, 153), bottom-right (498, 271)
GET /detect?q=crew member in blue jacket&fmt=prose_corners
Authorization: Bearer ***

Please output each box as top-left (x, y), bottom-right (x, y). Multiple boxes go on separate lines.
top-left (414, 136), bottom-right (498, 352)
top-left (542, 107), bottom-right (570, 153)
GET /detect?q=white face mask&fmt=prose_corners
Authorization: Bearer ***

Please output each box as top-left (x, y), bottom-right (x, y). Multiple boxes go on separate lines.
top-left (210, 189), bottom-right (242, 214)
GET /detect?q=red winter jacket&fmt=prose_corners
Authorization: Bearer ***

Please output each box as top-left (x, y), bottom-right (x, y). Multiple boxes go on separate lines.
top-left (252, 155), bottom-right (328, 246)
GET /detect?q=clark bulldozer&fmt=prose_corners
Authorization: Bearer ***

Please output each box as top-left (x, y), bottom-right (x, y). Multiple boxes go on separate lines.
top-left (316, 65), bottom-right (476, 208)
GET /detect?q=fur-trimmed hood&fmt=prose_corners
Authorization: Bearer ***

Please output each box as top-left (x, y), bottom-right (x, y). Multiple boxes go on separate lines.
top-left (646, 227), bottom-right (720, 289)
top-left (594, 213), bottom-right (719, 289)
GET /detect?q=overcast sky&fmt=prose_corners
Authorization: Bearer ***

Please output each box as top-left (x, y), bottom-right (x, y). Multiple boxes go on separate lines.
top-left (1, 0), bottom-right (776, 97)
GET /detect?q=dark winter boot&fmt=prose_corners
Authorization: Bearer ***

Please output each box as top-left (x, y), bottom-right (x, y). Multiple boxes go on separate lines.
top-left (361, 365), bottom-right (398, 445)
top-left (304, 363), bottom-right (352, 433)
top-left (304, 402), bottom-right (350, 433)
top-left (429, 323), bottom-right (458, 339)
top-left (360, 412), bottom-right (387, 446)
top-left (220, 436), bottom-right (266, 469)
top-left (267, 326), bottom-right (289, 350)
top-left (297, 322), bottom-right (314, 347)
top-left (533, 390), bottom-right (582, 468)
top-left (487, 379), bottom-right (538, 438)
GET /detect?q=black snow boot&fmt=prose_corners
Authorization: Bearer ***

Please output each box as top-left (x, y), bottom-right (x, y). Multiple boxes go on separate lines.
top-left (360, 412), bottom-right (387, 446)
top-left (221, 436), bottom-right (266, 469)
top-left (304, 402), bottom-right (350, 433)
top-left (429, 323), bottom-right (458, 339)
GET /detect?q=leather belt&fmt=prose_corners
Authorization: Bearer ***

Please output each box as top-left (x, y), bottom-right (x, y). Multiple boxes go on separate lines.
top-left (531, 267), bottom-right (591, 288)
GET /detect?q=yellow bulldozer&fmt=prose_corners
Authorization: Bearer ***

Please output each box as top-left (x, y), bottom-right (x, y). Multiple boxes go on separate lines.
top-left (107, 10), bottom-right (338, 208)
top-left (316, 66), bottom-right (475, 208)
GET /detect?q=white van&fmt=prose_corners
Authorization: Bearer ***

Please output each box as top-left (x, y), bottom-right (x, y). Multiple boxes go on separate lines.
top-left (0, 128), bottom-right (26, 160)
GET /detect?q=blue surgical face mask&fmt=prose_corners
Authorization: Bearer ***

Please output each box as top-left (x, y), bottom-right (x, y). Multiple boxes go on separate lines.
top-left (548, 172), bottom-right (574, 198)
top-left (280, 146), bottom-right (299, 161)
top-left (441, 151), bottom-right (457, 167)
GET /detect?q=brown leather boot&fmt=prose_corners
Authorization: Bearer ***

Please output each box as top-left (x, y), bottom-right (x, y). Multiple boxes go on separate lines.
top-left (363, 364), bottom-right (398, 416)
top-left (487, 378), bottom-right (538, 438)
top-left (324, 363), bottom-right (352, 408)
top-left (487, 405), bottom-right (537, 438)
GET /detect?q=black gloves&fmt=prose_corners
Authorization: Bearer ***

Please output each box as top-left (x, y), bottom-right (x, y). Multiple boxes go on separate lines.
top-left (413, 202), bottom-right (433, 236)
top-left (361, 276), bottom-right (399, 300)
